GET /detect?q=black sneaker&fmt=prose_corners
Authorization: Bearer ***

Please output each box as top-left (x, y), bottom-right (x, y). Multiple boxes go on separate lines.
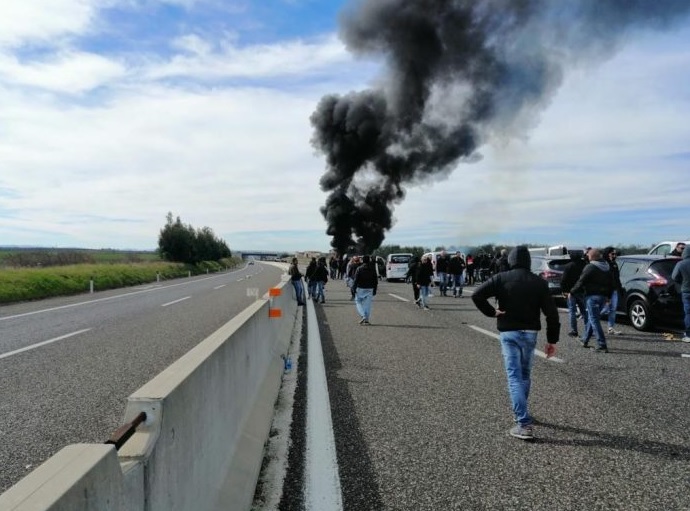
top-left (594, 346), bottom-right (609, 353)
top-left (567, 331), bottom-right (578, 337)
top-left (581, 341), bottom-right (590, 348)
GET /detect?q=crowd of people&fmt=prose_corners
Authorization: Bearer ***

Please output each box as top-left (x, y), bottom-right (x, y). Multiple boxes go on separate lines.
top-left (286, 241), bottom-right (690, 441)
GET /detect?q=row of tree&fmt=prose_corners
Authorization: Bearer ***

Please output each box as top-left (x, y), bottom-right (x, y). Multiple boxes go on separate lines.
top-left (158, 213), bottom-right (231, 264)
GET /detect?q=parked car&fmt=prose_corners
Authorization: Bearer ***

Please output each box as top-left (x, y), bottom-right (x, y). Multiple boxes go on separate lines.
top-left (648, 240), bottom-right (689, 256)
top-left (615, 254), bottom-right (683, 331)
top-left (386, 253), bottom-right (413, 281)
top-left (529, 255), bottom-right (571, 303)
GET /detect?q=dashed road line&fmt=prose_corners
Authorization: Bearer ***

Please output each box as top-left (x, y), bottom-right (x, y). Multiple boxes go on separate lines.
top-left (388, 293), bottom-right (410, 302)
top-left (681, 354), bottom-right (690, 359)
top-left (161, 296), bottom-right (191, 307)
top-left (214, 284), bottom-right (227, 290)
top-left (468, 325), bottom-right (564, 363)
top-left (0, 329), bottom-right (92, 360)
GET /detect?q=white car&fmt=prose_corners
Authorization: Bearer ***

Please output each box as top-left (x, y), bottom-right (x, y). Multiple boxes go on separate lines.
top-left (648, 240), bottom-right (689, 256)
top-left (386, 253), bottom-right (413, 281)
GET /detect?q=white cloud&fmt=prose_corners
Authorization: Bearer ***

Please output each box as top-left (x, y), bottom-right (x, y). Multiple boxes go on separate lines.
top-left (0, 0), bottom-right (99, 48)
top-left (145, 34), bottom-right (350, 81)
top-left (0, 50), bottom-right (127, 93)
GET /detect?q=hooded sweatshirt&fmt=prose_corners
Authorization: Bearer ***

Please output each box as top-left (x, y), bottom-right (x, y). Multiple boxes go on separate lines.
top-left (671, 245), bottom-right (690, 293)
top-left (472, 246), bottom-right (560, 343)
top-left (570, 259), bottom-right (612, 297)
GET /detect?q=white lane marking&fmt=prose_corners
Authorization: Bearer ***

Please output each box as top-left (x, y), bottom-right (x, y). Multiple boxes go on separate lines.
top-left (0, 265), bottom-right (254, 322)
top-left (388, 293), bottom-right (410, 302)
top-left (305, 299), bottom-right (343, 510)
top-left (0, 329), bottom-right (91, 361)
top-left (468, 325), bottom-right (564, 363)
top-left (681, 354), bottom-right (690, 359)
top-left (214, 284), bottom-right (227, 290)
top-left (161, 296), bottom-right (191, 307)
top-left (238, 278), bottom-right (244, 282)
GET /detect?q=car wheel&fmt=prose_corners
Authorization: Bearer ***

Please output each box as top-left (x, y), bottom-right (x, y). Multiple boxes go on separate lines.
top-left (628, 298), bottom-right (652, 331)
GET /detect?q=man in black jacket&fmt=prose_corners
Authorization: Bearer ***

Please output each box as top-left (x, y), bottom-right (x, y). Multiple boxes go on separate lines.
top-left (472, 246), bottom-right (560, 440)
top-left (570, 249), bottom-right (613, 352)
top-left (561, 251), bottom-right (588, 338)
top-left (353, 255), bottom-right (378, 324)
top-left (601, 247), bottom-right (623, 335)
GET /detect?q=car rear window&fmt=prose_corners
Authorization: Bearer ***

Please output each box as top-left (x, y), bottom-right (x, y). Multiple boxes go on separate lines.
top-left (390, 255), bottom-right (411, 264)
top-left (546, 259), bottom-right (570, 271)
top-left (650, 259), bottom-right (680, 278)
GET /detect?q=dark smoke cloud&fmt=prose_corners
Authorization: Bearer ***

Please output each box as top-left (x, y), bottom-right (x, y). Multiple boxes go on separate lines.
top-left (311, 0), bottom-right (690, 254)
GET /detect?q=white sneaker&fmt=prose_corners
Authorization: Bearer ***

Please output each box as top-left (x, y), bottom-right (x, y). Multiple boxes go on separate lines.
top-left (608, 327), bottom-right (622, 335)
top-left (682, 336), bottom-right (690, 343)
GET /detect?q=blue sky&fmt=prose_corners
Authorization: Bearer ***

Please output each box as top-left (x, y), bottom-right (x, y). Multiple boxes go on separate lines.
top-left (0, 0), bottom-right (689, 253)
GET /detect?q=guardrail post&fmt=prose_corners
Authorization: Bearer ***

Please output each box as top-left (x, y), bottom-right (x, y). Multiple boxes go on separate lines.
top-left (90, 278), bottom-right (94, 294)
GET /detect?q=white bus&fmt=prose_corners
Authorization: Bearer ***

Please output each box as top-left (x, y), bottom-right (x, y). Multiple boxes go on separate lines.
top-left (386, 253), bottom-right (413, 281)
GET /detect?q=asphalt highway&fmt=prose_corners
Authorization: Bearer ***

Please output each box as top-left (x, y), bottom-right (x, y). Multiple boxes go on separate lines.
top-left (299, 279), bottom-right (690, 511)
top-left (0, 262), bottom-right (286, 494)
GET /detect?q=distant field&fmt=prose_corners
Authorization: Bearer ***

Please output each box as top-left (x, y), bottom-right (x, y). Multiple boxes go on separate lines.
top-left (0, 248), bottom-right (161, 267)
top-left (0, 251), bottom-right (243, 304)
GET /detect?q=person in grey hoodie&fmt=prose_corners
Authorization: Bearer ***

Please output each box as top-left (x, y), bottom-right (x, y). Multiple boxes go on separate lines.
top-left (570, 248), bottom-right (613, 352)
top-left (671, 245), bottom-right (690, 343)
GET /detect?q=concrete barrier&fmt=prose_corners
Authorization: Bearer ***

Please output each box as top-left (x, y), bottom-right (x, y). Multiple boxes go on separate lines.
top-left (0, 275), bottom-right (299, 511)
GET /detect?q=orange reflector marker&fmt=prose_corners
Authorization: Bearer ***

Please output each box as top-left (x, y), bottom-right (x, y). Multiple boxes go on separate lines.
top-left (269, 308), bottom-right (282, 319)
top-left (269, 288), bottom-right (282, 297)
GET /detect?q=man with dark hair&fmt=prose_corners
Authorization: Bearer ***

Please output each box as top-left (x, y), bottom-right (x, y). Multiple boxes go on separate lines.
top-left (448, 251), bottom-right (466, 297)
top-left (353, 255), bottom-right (378, 324)
top-left (312, 257), bottom-right (329, 304)
top-left (671, 245), bottom-right (690, 343)
top-left (436, 250), bottom-right (450, 296)
top-left (288, 258), bottom-right (306, 306)
top-left (670, 242), bottom-right (686, 257)
top-left (601, 247), bottom-right (623, 335)
top-left (561, 250), bottom-right (588, 338)
top-left (472, 245), bottom-right (560, 440)
top-left (570, 248), bottom-right (613, 352)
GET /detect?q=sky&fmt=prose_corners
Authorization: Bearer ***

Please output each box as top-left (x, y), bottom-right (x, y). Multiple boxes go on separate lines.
top-left (1, 0), bottom-right (689, 253)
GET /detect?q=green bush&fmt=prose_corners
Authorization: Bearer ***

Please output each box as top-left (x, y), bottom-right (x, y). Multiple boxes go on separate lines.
top-left (0, 257), bottom-right (246, 304)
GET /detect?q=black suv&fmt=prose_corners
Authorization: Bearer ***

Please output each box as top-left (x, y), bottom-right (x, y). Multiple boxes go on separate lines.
top-left (530, 255), bottom-right (571, 303)
top-left (615, 255), bottom-right (683, 331)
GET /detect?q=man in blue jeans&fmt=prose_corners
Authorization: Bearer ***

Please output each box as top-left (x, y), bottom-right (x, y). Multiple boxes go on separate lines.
top-left (671, 244), bottom-right (690, 343)
top-left (472, 246), bottom-right (560, 440)
top-left (352, 255), bottom-right (378, 324)
top-left (570, 248), bottom-right (613, 352)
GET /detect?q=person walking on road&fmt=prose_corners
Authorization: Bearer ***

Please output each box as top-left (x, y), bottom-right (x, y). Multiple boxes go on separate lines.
top-left (406, 255), bottom-right (421, 305)
top-left (416, 255), bottom-right (434, 310)
top-left (561, 250), bottom-right (588, 338)
top-left (471, 245), bottom-right (560, 440)
top-left (671, 245), bottom-right (690, 343)
top-left (570, 248), bottom-right (613, 352)
top-left (312, 257), bottom-right (329, 304)
top-left (288, 258), bottom-right (306, 306)
top-left (304, 257), bottom-right (317, 300)
top-left (346, 256), bottom-right (361, 301)
top-left (353, 255), bottom-right (378, 324)
top-left (601, 247), bottom-right (623, 335)
top-left (448, 252), bottom-right (466, 297)
top-left (436, 250), bottom-right (450, 296)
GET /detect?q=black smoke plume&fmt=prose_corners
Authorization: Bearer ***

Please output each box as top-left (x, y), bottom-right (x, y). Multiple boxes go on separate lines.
top-left (311, 0), bottom-right (690, 254)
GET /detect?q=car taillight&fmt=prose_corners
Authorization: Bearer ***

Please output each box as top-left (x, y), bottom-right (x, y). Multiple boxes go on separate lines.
top-left (540, 271), bottom-right (559, 280)
top-left (647, 269), bottom-right (668, 287)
